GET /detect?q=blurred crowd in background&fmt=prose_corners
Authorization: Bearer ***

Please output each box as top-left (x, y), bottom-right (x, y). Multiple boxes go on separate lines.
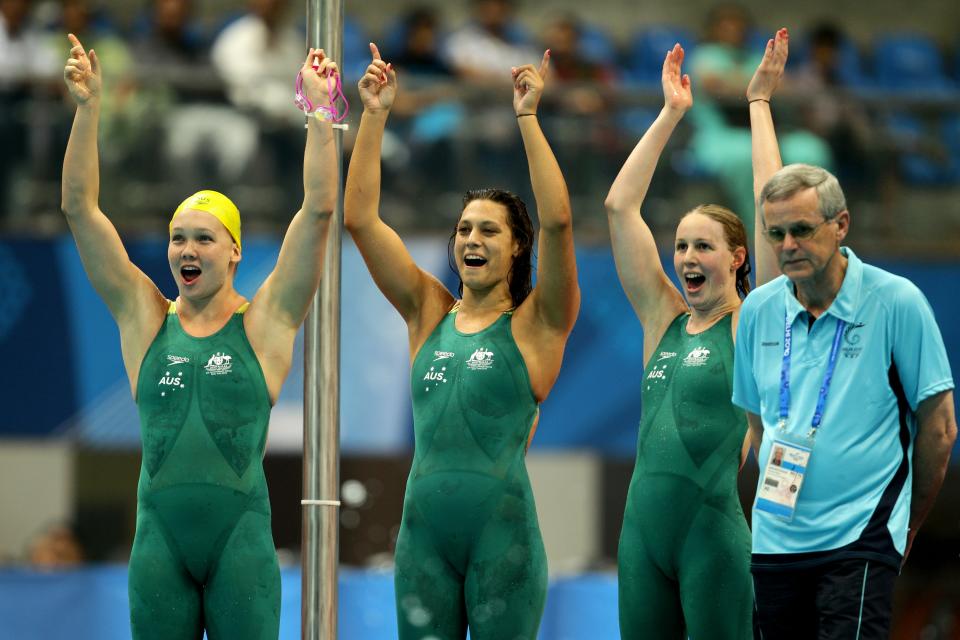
top-left (2, 2), bottom-right (959, 634)
top-left (1, 0), bottom-right (959, 246)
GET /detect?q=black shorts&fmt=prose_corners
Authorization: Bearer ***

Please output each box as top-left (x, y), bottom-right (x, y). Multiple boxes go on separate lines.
top-left (752, 558), bottom-right (897, 640)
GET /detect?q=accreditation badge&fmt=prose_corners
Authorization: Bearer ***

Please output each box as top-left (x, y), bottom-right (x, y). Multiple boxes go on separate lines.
top-left (754, 435), bottom-right (813, 521)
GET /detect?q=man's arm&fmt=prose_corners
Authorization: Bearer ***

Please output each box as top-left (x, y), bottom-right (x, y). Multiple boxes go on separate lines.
top-left (746, 412), bottom-right (764, 459)
top-left (905, 390), bottom-right (956, 561)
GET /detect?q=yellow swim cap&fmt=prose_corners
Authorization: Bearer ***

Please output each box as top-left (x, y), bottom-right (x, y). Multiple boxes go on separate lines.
top-left (169, 190), bottom-right (242, 250)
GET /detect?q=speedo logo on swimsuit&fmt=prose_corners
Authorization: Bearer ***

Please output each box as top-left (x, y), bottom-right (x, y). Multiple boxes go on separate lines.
top-left (682, 346), bottom-right (711, 367)
top-left (656, 351), bottom-right (677, 361)
top-left (166, 354), bottom-right (190, 365)
top-left (433, 350), bottom-right (455, 362)
top-left (466, 347), bottom-right (495, 371)
top-left (204, 352), bottom-right (233, 376)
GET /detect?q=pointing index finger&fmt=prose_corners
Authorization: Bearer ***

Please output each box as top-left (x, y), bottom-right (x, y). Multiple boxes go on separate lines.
top-left (67, 33), bottom-right (86, 54)
top-left (538, 49), bottom-right (550, 78)
top-left (370, 42), bottom-right (382, 61)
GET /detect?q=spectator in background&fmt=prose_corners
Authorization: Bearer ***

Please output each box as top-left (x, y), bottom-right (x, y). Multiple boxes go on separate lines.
top-left (793, 23), bottom-right (894, 196)
top-left (687, 4), bottom-right (831, 236)
top-left (541, 15), bottom-right (614, 116)
top-left (392, 7), bottom-right (453, 79)
top-left (382, 7), bottom-right (463, 198)
top-left (135, 0), bottom-right (256, 186)
top-left (0, 0), bottom-right (59, 90)
top-left (540, 14), bottom-right (618, 194)
top-left (443, 0), bottom-right (537, 81)
top-left (388, 6), bottom-right (458, 117)
top-left (443, 0), bottom-right (538, 189)
top-left (0, 0), bottom-right (59, 219)
top-left (133, 0), bottom-right (208, 84)
top-left (212, 0), bottom-right (304, 210)
top-left (51, 0), bottom-right (139, 169)
top-left (689, 4), bottom-right (757, 101)
top-left (211, 0), bottom-right (302, 124)
top-left (27, 522), bottom-right (85, 569)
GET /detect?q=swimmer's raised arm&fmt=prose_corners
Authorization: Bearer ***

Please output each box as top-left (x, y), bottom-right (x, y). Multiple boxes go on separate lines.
top-left (748, 28), bottom-right (789, 286)
top-left (513, 50), bottom-right (580, 335)
top-left (250, 49), bottom-right (339, 332)
top-left (344, 42), bottom-right (453, 333)
top-left (605, 45), bottom-right (689, 349)
top-left (60, 33), bottom-right (165, 328)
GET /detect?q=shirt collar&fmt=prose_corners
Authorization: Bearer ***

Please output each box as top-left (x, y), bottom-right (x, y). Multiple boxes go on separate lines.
top-left (781, 247), bottom-right (862, 324)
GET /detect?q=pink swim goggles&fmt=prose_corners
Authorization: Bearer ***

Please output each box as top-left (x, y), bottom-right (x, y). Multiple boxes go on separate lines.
top-left (295, 63), bottom-right (349, 124)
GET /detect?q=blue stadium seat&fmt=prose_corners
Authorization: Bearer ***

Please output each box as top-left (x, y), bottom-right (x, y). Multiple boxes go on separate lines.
top-left (341, 16), bottom-right (374, 81)
top-left (873, 33), bottom-right (956, 92)
top-left (791, 32), bottom-right (871, 89)
top-left (745, 28), bottom-right (775, 57)
top-left (626, 25), bottom-right (697, 86)
top-left (883, 113), bottom-right (960, 185)
top-left (829, 38), bottom-right (871, 88)
top-left (380, 16), bottom-right (416, 55)
top-left (940, 114), bottom-right (960, 184)
top-left (577, 22), bottom-right (618, 67)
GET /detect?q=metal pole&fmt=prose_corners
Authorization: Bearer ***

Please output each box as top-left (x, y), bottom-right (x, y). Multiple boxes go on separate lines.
top-left (302, 0), bottom-right (343, 638)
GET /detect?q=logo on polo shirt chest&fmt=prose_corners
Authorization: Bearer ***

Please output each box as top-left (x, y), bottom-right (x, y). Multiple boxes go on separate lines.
top-left (843, 322), bottom-right (866, 358)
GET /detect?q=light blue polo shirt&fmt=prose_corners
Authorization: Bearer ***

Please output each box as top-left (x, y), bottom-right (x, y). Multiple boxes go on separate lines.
top-left (733, 247), bottom-right (953, 569)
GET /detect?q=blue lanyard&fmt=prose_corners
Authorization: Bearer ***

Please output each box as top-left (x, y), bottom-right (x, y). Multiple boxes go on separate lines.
top-left (778, 311), bottom-right (846, 437)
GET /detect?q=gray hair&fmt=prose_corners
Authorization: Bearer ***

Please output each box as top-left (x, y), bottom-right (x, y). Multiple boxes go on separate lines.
top-left (759, 164), bottom-right (847, 220)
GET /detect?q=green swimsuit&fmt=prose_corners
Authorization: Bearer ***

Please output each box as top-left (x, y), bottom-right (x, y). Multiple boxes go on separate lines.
top-left (618, 313), bottom-right (752, 639)
top-left (129, 302), bottom-right (280, 640)
top-left (394, 305), bottom-right (548, 639)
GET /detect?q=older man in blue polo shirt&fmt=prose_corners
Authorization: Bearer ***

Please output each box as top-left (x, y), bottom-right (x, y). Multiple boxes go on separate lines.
top-left (732, 163), bottom-right (956, 638)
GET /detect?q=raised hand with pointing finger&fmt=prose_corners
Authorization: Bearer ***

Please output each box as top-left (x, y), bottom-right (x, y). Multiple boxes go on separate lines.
top-left (63, 33), bottom-right (101, 105)
top-left (358, 43), bottom-right (397, 114)
top-left (512, 50), bottom-right (550, 116)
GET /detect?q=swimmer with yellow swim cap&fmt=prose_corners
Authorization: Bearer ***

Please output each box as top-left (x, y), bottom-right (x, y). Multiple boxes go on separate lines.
top-left (167, 189), bottom-right (244, 297)
top-left (62, 33), bottom-right (340, 639)
top-left (170, 189), bottom-right (242, 249)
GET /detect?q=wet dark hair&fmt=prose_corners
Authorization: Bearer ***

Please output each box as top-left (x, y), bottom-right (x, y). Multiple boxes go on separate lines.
top-left (448, 188), bottom-right (535, 308)
top-left (683, 204), bottom-right (752, 299)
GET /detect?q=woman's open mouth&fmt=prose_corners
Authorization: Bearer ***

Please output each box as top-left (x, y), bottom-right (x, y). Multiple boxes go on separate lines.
top-left (463, 254), bottom-right (487, 268)
top-left (684, 273), bottom-right (705, 292)
top-left (181, 265), bottom-right (202, 284)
